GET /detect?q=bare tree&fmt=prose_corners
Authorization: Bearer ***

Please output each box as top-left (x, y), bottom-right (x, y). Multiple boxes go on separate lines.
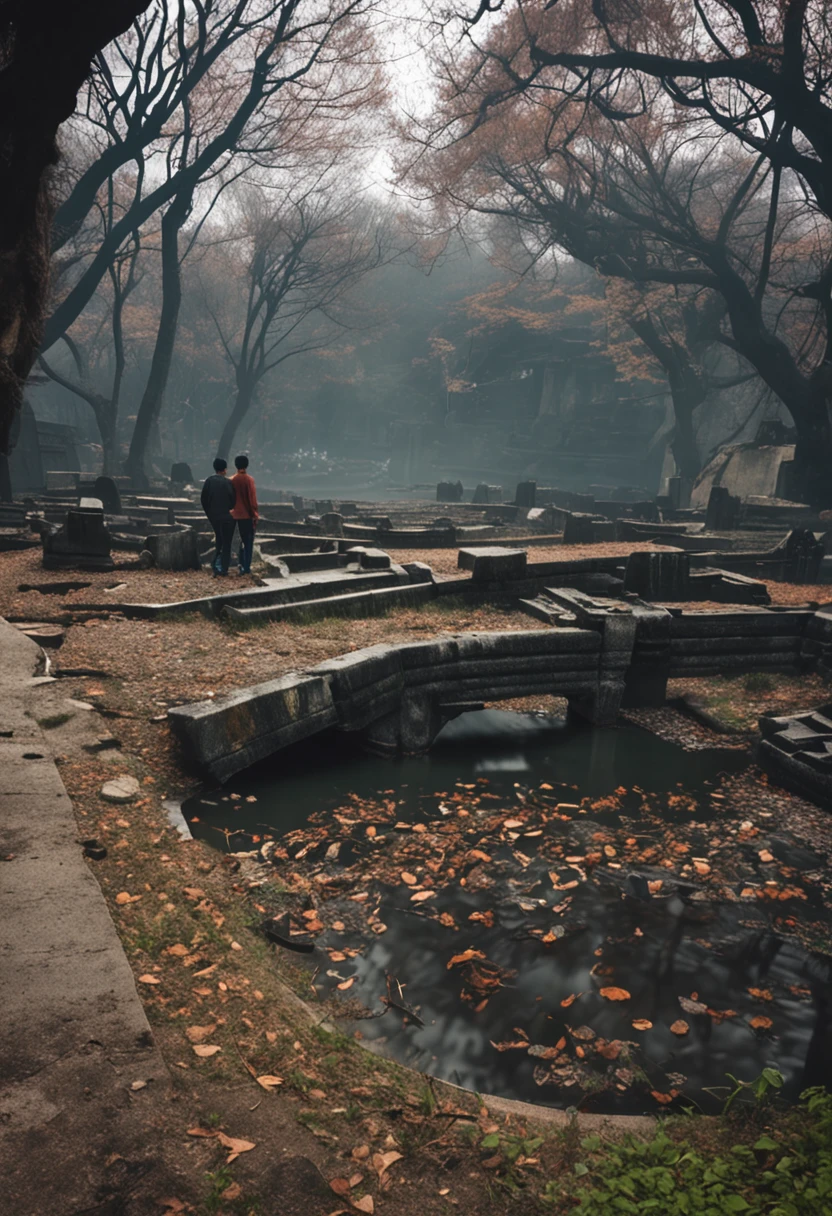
top-left (204, 185), bottom-right (389, 459)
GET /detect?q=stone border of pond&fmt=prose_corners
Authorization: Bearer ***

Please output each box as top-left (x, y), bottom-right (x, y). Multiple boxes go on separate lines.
top-left (169, 598), bottom-right (832, 782)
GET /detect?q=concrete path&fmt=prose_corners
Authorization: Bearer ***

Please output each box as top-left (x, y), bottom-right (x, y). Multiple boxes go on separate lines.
top-left (0, 619), bottom-right (172, 1216)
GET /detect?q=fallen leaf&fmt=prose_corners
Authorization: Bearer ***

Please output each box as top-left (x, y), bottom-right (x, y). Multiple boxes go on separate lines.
top-left (678, 996), bottom-right (708, 1015)
top-left (750, 1015), bottom-right (773, 1031)
top-left (221, 1182), bottom-right (242, 1201)
top-left (138, 974), bottom-right (160, 985)
top-left (647, 879), bottom-right (663, 895)
top-left (748, 987), bottom-right (773, 1001)
top-left (374, 1151), bottom-right (403, 1175)
top-left (159, 1200), bottom-right (186, 1212)
top-left (651, 1090), bottom-right (680, 1105)
top-left (185, 1025), bottom-right (216, 1044)
top-left (560, 994), bottom-right (578, 1008)
top-left (670, 1020), bottom-right (689, 1036)
top-left (490, 1039), bottom-right (530, 1052)
top-left (192, 1045), bottom-right (222, 1058)
top-left (410, 890), bottom-right (435, 902)
top-left (400, 872), bottom-right (417, 885)
top-left (353, 1197), bottom-right (374, 1214)
top-left (166, 944), bottom-right (189, 957)
top-left (216, 1132), bottom-right (256, 1162)
top-left (447, 949), bottom-right (486, 969)
top-left (352, 1145), bottom-right (371, 1160)
top-left (330, 1178), bottom-right (351, 1196)
top-left (632, 1019), bottom-right (652, 1031)
top-left (599, 987), bottom-right (631, 1002)
top-left (759, 850), bottom-right (775, 863)
top-left (256, 1075), bottom-right (283, 1091)
top-left (503, 819), bottom-right (524, 829)
top-left (187, 1127), bottom-right (217, 1138)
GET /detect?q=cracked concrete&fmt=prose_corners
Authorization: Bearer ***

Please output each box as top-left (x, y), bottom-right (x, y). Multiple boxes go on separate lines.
top-left (0, 619), bottom-right (174, 1215)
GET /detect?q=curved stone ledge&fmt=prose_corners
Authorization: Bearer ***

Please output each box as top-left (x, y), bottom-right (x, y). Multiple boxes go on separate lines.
top-left (169, 602), bottom-right (828, 782)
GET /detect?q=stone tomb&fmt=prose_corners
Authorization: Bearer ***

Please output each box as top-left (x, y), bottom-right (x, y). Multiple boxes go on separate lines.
top-left (42, 507), bottom-right (114, 571)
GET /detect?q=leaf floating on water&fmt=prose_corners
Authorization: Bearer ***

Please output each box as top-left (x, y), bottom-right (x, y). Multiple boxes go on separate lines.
top-left (447, 949), bottom-right (486, 969)
top-left (670, 1020), bottom-right (689, 1036)
top-left (678, 996), bottom-right (708, 1015)
top-left (632, 1019), bottom-right (653, 1031)
top-left (410, 890), bottom-right (435, 902)
top-left (599, 987), bottom-right (631, 1002)
top-left (568, 1025), bottom-right (596, 1042)
top-left (527, 1043), bottom-right (564, 1059)
top-left (490, 1039), bottom-right (530, 1052)
top-left (750, 1015), bottom-right (773, 1031)
top-left (748, 987), bottom-right (773, 1001)
top-left (560, 993), bottom-right (578, 1008)
top-left (651, 1090), bottom-right (680, 1105)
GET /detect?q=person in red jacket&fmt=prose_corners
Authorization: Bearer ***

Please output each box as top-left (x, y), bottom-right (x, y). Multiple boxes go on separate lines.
top-left (230, 453), bottom-right (259, 575)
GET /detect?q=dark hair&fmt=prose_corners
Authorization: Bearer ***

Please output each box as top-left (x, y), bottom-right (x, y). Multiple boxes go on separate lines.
top-left (213, 457), bottom-right (227, 472)
top-left (234, 454), bottom-right (249, 470)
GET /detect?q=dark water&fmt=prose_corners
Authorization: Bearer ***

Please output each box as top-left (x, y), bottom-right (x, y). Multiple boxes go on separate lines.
top-left (184, 711), bottom-right (832, 1115)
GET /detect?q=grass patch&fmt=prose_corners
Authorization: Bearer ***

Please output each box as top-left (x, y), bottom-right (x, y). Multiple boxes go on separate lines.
top-left (36, 712), bottom-right (74, 729)
top-left (743, 671), bottom-right (776, 694)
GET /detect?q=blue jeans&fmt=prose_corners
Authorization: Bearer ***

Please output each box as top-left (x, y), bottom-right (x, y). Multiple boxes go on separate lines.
top-left (236, 518), bottom-right (255, 574)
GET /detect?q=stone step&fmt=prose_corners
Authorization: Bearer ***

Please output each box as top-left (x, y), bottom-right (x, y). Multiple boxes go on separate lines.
top-left (223, 580), bottom-right (435, 625)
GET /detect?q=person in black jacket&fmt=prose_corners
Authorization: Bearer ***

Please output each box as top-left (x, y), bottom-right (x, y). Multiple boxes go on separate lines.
top-left (200, 457), bottom-right (237, 575)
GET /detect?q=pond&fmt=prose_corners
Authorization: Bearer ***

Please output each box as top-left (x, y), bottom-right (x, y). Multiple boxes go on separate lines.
top-left (183, 709), bottom-right (832, 1116)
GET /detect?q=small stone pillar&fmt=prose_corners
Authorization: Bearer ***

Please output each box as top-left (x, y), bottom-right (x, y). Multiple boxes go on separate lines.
top-left (321, 511), bottom-right (344, 537)
top-left (515, 480), bottom-right (537, 509)
top-left (437, 480), bottom-right (463, 503)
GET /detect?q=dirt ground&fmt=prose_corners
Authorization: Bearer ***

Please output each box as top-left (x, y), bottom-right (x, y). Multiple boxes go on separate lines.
top-left (3, 545), bottom-right (831, 1215)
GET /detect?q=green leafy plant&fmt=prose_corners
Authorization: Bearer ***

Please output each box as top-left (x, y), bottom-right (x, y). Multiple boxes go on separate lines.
top-left (545, 1086), bottom-right (832, 1215)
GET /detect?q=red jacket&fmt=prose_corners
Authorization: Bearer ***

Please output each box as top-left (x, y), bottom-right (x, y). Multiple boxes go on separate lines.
top-left (230, 470), bottom-right (259, 521)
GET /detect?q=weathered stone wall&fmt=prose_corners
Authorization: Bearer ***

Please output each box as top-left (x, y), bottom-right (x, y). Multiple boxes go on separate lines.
top-left (169, 602), bottom-right (830, 782)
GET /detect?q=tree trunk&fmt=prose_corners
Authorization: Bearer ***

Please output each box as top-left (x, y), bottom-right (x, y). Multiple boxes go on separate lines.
top-left (122, 189), bottom-right (192, 487)
top-left (667, 378), bottom-right (702, 482)
top-left (790, 378), bottom-right (832, 509)
top-left (216, 383), bottom-right (255, 462)
top-left (98, 410), bottom-right (119, 477)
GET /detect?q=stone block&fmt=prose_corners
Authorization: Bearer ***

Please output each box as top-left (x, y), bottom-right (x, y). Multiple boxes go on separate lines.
top-left (472, 483), bottom-right (503, 504)
top-left (321, 511), bottom-right (344, 537)
top-left (515, 480), bottom-right (536, 509)
top-left (563, 512), bottom-right (602, 545)
top-left (94, 475), bottom-right (122, 514)
top-left (168, 673), bottom-right (338, 781)
top-left (310, 644), bottom-right (404, 730)
top-left (145, 526), bottom-right (200, 570)
top-left (437, 480), bottom-right (463, 503)
top-left (623, 549), bottom-right (690, 600)
top-left (404, 561), bottom-right (435, 584)
top-left (705, 485), bottom-right (740, 531)
top-left (79, 497), bottom-right (104, 510)
top-left (42, 508), bottom-right (113, 571)
top-left (169, 461), bottom-right (194, 486)
top-left (458, 546), bottom-right (527, 581)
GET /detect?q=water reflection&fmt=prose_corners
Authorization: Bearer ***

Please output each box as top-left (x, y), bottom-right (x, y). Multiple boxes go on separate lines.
top-left (183, 710), bottom-right (832, 1114)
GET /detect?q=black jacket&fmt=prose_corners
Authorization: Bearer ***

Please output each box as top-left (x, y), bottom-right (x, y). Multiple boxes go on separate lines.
top-left (201, 474), bottom-right (236, 522)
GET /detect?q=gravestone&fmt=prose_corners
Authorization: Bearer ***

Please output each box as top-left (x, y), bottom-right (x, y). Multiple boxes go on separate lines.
top-left (515, 480), bottom-right (537, 509)
top-left (321, 511), bottom-right (344, 537)
top-left (93, 475), bottom-right (122, 514)
top-left (42, 507), bottom-right (113, 571)
top-left (705, 485), bottom-right (740, 531)
top-left (145, 526), bottom-right (200, 571)
top-left (436, 480), bottom-right (463, 503)
top-left (292, 496), bottom-right (305, 513)
top-left (623, 549), bottom-right (690, 600)
top-left (169, 461), bottom-right (194, 486)
top-left (472, 483), bottom-right (504, 504)
top-left (315, 499), bottom-right (334, 514)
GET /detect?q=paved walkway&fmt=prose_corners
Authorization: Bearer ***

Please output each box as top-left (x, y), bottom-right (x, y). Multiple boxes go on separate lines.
top-left (0, 620), bottom-right (171, 1216)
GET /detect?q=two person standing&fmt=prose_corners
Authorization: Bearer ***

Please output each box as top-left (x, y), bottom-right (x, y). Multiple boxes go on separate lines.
top-left (200, 454), bottom-right (259, 576)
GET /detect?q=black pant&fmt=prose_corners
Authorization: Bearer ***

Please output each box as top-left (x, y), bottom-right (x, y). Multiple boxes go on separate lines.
top-left (211, 518), bottom-right (235, 574)
top-left (236, 518), bottom-right (255, 573)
